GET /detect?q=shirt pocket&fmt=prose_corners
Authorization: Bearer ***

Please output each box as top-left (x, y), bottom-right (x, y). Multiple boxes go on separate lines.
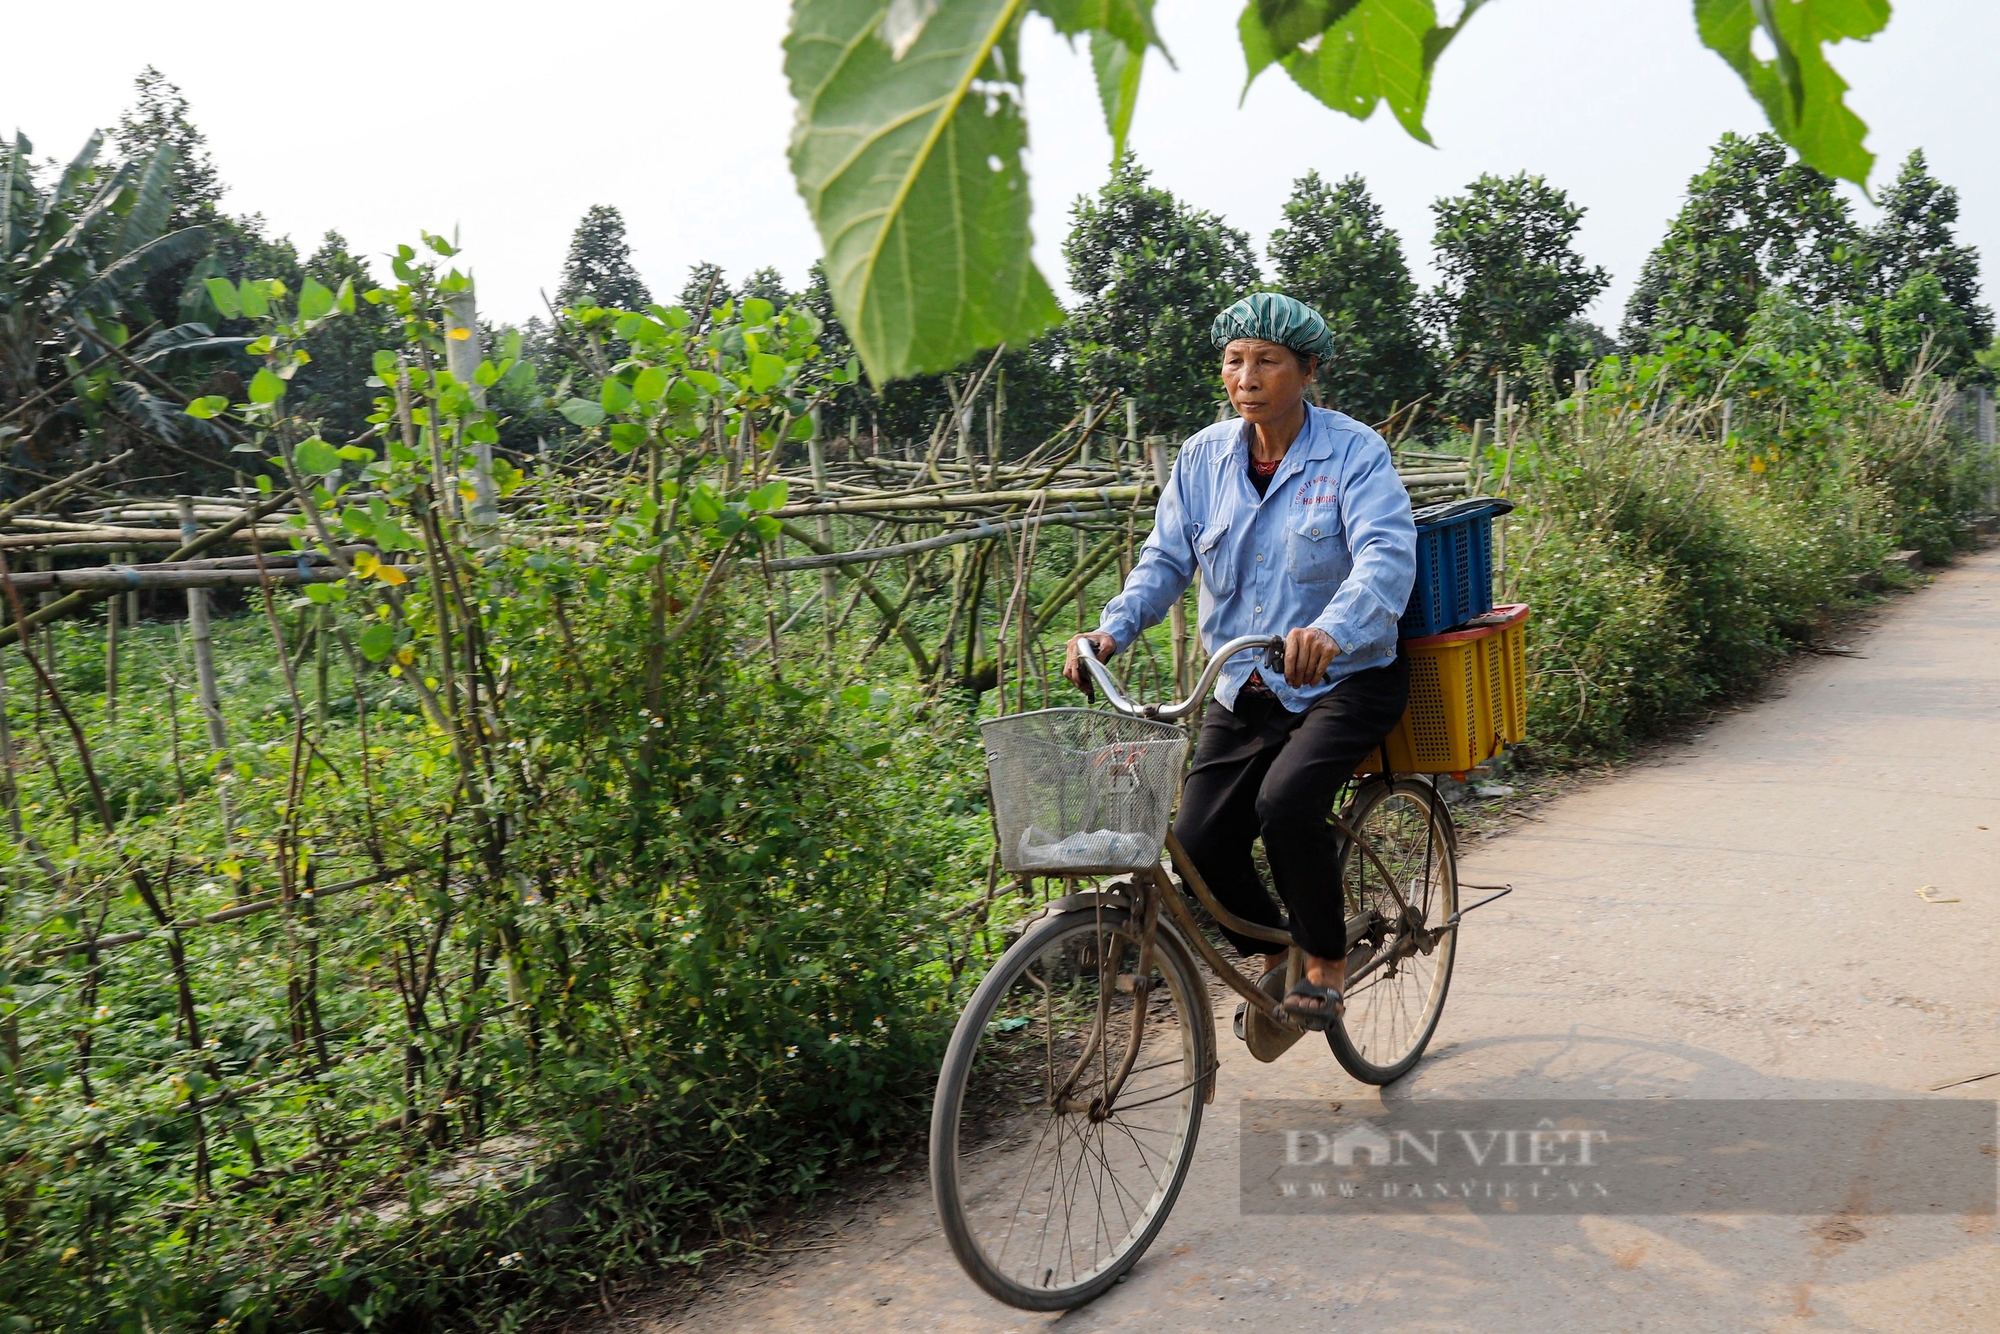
top-left (1286, 514), bottom-right (1347, 585)
top-left (1194, 519), bottom-right (1235, 594)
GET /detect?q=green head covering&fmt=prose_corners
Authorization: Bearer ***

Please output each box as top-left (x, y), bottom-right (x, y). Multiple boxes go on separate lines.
top-left (1210, 292), bottom-right (1335, 362)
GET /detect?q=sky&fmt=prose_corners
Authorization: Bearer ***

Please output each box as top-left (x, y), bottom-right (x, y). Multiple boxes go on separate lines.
top-left (7, 1), bottom-right (1997, 341)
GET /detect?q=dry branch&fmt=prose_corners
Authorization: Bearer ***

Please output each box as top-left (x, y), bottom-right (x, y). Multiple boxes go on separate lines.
top-left (27, 865), bottom-right (418, 963)
top-left (774, 483), bottom-right (1156, 519)
top-left (767, 504), bottom-right (1150, 572)
top-left (1, 564), bottom-right (346, 594)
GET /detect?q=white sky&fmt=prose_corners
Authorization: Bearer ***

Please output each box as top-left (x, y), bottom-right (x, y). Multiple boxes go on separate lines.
top-left (7, 1), bottom-right (1996, 340)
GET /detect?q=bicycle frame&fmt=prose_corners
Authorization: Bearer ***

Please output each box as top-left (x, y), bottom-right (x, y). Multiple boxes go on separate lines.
top-left (1050, 637), bottom-right (1452, 1114)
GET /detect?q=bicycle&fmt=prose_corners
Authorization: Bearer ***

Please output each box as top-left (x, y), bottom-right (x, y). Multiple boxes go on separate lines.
top-left (929, 633), bottom-right (1512, 1310)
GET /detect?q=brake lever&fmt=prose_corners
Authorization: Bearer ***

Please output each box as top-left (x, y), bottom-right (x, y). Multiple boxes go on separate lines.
top-left (1073, 641), bottom-right (1099, 704)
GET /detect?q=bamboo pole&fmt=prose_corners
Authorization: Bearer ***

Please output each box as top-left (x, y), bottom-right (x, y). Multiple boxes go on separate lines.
top-left (120, 548), bottom-right (137, 627)
top-left (767, 504), bottom-right (1147, 572)
top-left (0, 451), bottom-right (136, 525)
top-left (179, 497), bottom-right (235, 856)
top-left (1147, 437), bottom-right (1190, 694)
top-left (0, 565), bottom-right (344, 594)
top-left (807, 417), bottom-right (837, 657)
top-left (1125, 397), bottom-right (1138, 477)
top-left (444, 284), bottom-right (499, 534)
top-left (774, 521), bottom-right (932, 676)
top-left (315, 606), bottom-right (330, 731)
top-left (104, 589), bottom-right (118, 726)
top-left (0, 552), bottom-right (356, 596)
top-left (773, 483), bottom-right (1157, 518)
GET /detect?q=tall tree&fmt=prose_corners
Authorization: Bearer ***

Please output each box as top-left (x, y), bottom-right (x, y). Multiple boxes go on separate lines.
top-left (1064, 156), bottom-right (1259, 437)
top-left (1621, 133), bottom-right (1861, 352)
top-left (1864, 272), bottom-right (1981, 385)
top-left (678, 262), bottom-right (727, 314)
top-left (1267, 172), bottom-right (1434, 427)
top-left (290, 232), bottom-right (396, 441)
top-left (112, 67), bottom-right (234, 328)
top-left (1424, 172), bottom-right (1608, 421)
top-left (555, 205), bottom-right (651, 311)
top-left (1859, 150), bottom-right (1991, 379)
top-left (736, 266), bottom-right (793, 312)
top-left (112, 67), bottom-right (222, 229)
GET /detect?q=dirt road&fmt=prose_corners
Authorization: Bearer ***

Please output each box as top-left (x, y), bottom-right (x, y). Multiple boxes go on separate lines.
top-left (638, 550), bottom-right (2000, 1333)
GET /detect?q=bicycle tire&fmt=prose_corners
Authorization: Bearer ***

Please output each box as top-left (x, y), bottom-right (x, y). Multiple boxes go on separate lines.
top-left (930, 904), bottom-right (1212, 1310)
top-left (1327, 777), bottom-right (1459, 1085)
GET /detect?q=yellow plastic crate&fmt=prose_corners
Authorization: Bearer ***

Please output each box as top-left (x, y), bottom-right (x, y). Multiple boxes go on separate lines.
top-left (1360, 604), bottom-right (1529, 777)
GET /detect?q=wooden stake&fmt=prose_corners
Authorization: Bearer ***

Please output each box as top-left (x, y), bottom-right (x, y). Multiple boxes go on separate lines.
top-left (808, 414), bottom-right (837, 656)
top-left (179, 497), bottom-right (235, 857)
top-left (1148, 437), bottom-right (1190, 694)
top-left (1125, 397), bottom-right (1139, 477)
top-left (315, 606), bottom-right (330, 732)
top-left (104, 591), bottom-right (118, 726)
top-left (994, 367), bottom-right (1006, 464)
top-left (0, 645), bottom-right (23, 843)
top-left (444, 284), bottom-right (499, 534)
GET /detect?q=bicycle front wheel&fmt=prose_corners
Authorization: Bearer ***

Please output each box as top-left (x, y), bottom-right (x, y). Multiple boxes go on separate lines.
top-left (930, 903), bottom-right (1212, 1311)
top-left (1329, 777), bottom-right (1459, 1085)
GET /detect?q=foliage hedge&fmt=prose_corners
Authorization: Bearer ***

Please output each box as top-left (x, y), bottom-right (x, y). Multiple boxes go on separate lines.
top-left (0, 582), bottom-right (995, 1332)
top-left (1506, 313), bottom-right (1988, 756)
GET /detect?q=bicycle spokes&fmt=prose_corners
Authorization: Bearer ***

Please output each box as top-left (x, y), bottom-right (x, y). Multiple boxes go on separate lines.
top-left (935, 912), bottom-right (1206, 1304)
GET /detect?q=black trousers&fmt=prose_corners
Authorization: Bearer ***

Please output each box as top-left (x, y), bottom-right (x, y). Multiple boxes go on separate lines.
top-left (1171, 656), bottom-right (1410, 960)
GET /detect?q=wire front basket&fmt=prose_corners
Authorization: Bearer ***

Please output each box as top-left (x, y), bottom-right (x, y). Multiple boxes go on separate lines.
top-left (980, 708), bottom-right (1189, 876)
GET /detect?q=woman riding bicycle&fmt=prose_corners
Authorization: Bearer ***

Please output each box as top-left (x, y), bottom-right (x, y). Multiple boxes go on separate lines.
top-left (1063, 292), bottom-right (1416, 1032)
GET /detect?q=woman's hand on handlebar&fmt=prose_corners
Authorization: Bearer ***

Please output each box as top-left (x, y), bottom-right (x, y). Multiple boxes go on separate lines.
top-left (1064, 632), bottom-right (1118, 695)
top-left (1283, 627), bottom-right (1340, 688)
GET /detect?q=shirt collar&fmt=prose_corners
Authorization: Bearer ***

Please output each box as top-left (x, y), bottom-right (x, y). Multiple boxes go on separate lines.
top-left (1232, 406), bottom-right (1333, 499)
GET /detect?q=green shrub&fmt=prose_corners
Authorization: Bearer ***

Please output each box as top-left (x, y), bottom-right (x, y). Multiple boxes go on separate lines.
top-left (1502, 341), bottom-right (1980, 757)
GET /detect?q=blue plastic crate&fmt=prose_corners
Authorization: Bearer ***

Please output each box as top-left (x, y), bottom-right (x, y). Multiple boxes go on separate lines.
top-left (1399, 497), bottom-right (1513, 639)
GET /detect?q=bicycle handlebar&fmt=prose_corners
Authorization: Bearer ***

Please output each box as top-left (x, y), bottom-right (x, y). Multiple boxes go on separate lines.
top-left (1076, 633), bottom-right (1288, 722)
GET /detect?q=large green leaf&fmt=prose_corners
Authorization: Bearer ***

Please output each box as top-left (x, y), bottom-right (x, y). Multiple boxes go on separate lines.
top-left (75, 227), bottom-right (212, 313)
top-left (785, 0), bottom-right (1061, 382)
top-left (52, 132), bottom-right (104, 211)
top-left (1240, 0), bottom-right (1363, 75)
top-left (1249, 0), bottom-right (1437, 141)
top-left (1034, 0), bottom-right (1166, 157)
top-left (298, 276), bottom-right (336, 321)
top-left (1089, 29), bottom-right (1144, 158)
top-left (0, 133), bottom-right (26, 253)
top-left (1695, 0), bottom-right (1887, 186)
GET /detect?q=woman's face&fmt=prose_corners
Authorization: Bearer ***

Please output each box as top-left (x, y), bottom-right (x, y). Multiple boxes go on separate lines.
top-left (1222, 338), bottom-right (1313, 427)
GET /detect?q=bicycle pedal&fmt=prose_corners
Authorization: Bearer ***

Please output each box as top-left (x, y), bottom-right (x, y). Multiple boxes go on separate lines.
top-left (1239, 969), bottom-right (1310, 1063)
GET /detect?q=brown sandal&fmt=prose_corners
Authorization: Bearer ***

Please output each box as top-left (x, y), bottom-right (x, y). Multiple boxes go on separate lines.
top-left (1280, 979), bottom-right (1344, 1032)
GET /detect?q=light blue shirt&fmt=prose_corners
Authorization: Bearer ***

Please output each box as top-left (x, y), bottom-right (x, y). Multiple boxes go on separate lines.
top-left (1097, 405), bottom-right (1416, 713)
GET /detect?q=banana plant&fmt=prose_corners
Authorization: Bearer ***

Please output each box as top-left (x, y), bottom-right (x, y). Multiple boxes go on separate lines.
top-left (0, 132), bottom-right (217, 461)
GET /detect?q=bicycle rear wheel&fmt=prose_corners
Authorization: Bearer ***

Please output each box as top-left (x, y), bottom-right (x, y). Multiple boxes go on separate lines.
top-left (1329, 777), bottom-right (1458, 1084)
top-left (930, 903), bottom-right (1212, 1311)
